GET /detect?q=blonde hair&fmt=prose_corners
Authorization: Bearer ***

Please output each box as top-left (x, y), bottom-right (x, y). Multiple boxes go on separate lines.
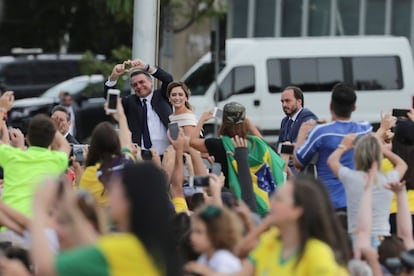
top-left (194, 205), bottom-right (242, 253)
top-left (354, 135), bottom-right (382, 172)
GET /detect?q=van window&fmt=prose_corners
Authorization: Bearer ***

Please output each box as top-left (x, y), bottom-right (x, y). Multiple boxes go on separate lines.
top-left (185, 63), bottom-right (215, 96)
top-left (218, 65), bottom-right (255, 101)
top-left (288, 58), bottom-right (344, 91)
top-left (351, 56), bottom-right (402, 90)
top-left (267, 59), bottom-right (283, 93)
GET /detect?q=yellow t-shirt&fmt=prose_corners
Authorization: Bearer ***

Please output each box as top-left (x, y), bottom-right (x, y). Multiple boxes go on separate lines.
top-left (56, 233), bottom-right (159, 276)
top-left (249, 228), bottom-right (348, 276)
top-left (382, 158), bottom-right (414, 214)
top-left (172, 197), bottom-right (188, 213)
top-left (79, 164), bottom-right (108, 206)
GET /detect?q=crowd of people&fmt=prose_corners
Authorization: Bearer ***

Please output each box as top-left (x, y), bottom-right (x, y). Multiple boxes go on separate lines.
top-left (0, 58), bottom-right (411, 276)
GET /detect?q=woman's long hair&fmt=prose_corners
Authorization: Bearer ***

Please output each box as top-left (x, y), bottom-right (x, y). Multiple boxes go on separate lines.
top-left (392, 120), bottom-right (414, 189)
top-left (85, 122), bottom-right (121, 167)
top-left (121, 163), bottom-right (181, 276)
top-left (292, 175), bottom-right (352, 267)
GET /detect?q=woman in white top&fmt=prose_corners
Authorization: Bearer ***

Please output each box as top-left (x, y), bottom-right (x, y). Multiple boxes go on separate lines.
top-left (167, 81), bottom-right (199, 138)
top-left (327, 133), bottom-right (407, 248)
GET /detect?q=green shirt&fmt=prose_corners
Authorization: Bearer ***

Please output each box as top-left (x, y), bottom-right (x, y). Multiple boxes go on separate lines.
top-left (0, 145), bottom-right (68, 216)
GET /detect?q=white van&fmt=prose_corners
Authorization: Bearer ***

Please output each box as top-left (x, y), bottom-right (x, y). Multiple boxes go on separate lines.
top-left (181, 36), bottom-right (414, 143)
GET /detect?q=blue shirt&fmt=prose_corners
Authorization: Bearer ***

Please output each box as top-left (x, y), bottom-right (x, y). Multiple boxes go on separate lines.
top-left (295, 120), bottom-right (372, 209)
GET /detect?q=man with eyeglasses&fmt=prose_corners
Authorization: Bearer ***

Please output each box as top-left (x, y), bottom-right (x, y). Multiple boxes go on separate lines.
top-left (104, 59), bottom-right (173, 155)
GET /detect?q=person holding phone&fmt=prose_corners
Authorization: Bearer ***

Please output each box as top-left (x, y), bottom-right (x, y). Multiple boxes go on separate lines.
top-left (166, 81), bottom-right (199, 139)
top-left (79, 98), bottom-right (135, 207)
top-left (104, 58), bottom-right (173, 155)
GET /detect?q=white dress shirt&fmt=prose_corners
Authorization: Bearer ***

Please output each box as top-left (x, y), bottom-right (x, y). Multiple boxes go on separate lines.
top-left (140, 93), bottom-right (169, 154)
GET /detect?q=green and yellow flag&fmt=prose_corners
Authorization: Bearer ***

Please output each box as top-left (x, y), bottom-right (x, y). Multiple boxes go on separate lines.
top-left (222, 135), bottom-right (285, 217)
top-left (56, 233), bottom-right (161, 276)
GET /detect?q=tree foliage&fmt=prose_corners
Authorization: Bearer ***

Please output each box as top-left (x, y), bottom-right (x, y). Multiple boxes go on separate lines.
top-left (0, 0), bottom-right (132, 56)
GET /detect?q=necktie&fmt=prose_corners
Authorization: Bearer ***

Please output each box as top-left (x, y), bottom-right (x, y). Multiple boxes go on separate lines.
top-left (286, 118), bottom-right (294, 141)
top-left (142, 99), bottom-right (152, 149)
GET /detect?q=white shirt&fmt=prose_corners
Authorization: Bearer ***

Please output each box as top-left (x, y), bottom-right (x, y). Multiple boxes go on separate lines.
top-left (197, 250), bottom-right (242, 273)
top-left (140, 92), bottom-right (169, 154)
top-left (66, 105), bottom-right (76, 136)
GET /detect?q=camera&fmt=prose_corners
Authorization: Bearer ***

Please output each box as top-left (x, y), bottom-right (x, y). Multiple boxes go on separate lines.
top-left (72, 144), bottom-right (87, 164)
top-left (278, 143), bottom-right (294, 155)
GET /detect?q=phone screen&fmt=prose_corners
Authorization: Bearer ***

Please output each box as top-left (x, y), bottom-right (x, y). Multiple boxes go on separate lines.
top-left (141, 149), bottom-right (152, 161)
top-left (210, 163), bottom-right (222, 176)
top-left (392, 108), bottom-right (409, 118)
top-left (168, 122), bottom-right (179, 140)
top-left (192, 176), bottom-right (210, 187)
top-left (108, 93), bottom-right (118, 110)
top-left (213, 107), bottom-right (223, 120)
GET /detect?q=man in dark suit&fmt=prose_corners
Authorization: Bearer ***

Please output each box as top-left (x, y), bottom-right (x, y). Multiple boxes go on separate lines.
top-left (278, 86), bottom-right (318, 146)
top-left (51, 105), bottom-right (79, 144)
top-left (105, 59), bottom-right (173, 155)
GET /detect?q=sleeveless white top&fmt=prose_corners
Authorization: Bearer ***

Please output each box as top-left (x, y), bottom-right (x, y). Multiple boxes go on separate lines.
top-left (169, 112), bottom-right (198, 127)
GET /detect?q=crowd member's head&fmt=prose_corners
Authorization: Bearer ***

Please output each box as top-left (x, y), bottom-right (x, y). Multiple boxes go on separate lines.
top-left (85, 122), bottom-right (121, 167)
top-left (219, 102), bottom-right (248, 138)
top-left (109, 162), bottom-right (180, 275)
top-left (51, 105), bottom-right (71, 135)
top-left (27, 114), bottom-right (56, 148)
top-left (354, 135), bottom-right (382, 172)
top-left (61, 92), bottom-right (73, 107)
top-left (281, 86), bottom-right (304, 116)
top-left (330, 83), bottom-right (357, 119)
top-left (392, 119), bottom-right (414, 189)
top-left (378, 235), bottom-right (405, 268)
top-left (130, 70), bottom-right (153, 98)
top-left (190, 205), bottom-right (242, 257)
top-left (167, 81), bottom-right (192, 110)
top-left (269, 175), bottom-right (351, 266)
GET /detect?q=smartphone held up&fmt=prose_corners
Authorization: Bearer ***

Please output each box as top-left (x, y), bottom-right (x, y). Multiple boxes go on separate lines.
top-left (107, 89), bottom-right (120, 113)
top-left (168, 122), bottom-right (179, 140)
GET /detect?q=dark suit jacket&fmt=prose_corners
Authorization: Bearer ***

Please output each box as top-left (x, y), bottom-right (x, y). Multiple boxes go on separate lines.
top-left (105, 67), bottom-right (173, 144)
top-left (66, 133), bottom-right (79, 144)
top-left (278, 108), bottom-right (318, 145)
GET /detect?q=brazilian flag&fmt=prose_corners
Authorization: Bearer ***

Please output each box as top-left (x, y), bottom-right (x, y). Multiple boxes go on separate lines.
top-left (222, 135), bottom-right (285, 217)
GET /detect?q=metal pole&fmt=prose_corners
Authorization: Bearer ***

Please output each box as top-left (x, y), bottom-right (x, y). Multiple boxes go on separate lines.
top-left (275, 0), bottom-right (283, 37)
top-left (330, 0), bottom-right (337, 36)
top-left (132, 0), bottom-right (159, 64)
top-left (214, 16), bottom-right (220, 137)
top-left (359, 0), bottom-right (366, 35)
top-left (247, 0), bottom-right (255, 37)
top-left (301, 0), bottom-right (309, 36)
top-left (384, 0), bottom-right (392, 35)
